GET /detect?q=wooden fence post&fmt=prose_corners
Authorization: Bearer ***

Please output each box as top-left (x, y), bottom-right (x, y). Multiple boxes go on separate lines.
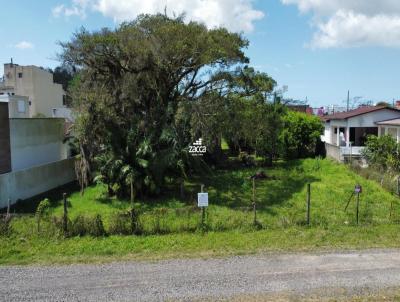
top-left (306, 184), bottom-right (311, 226)
top-left (6, 199), bottom-right (10, 217)
top-left (356, 191), bottom-right (360, 225)
top-left (63, 193), bottom-right (68, 236)
top-left (252, 178), bottom-right (257, 225)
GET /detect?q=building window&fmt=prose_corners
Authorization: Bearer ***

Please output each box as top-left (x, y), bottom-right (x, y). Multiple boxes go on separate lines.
top-left (17, 100), bottom-right (26, 113)
top-left (62, 95), bottom-right (67, 106)
top-left (18, 72), bottom-right (23, 78)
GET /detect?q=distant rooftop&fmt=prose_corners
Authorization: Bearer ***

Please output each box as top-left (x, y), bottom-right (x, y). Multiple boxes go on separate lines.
top-left (321, 106), bottom-right (399, 122)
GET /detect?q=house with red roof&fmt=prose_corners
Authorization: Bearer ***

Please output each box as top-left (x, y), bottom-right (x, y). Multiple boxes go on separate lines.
top-left (321, 106), bottom-right (400, 161)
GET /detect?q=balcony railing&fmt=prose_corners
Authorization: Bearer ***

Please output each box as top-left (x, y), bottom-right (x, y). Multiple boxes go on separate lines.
top-left (325, 143), bottom-right (365, 162)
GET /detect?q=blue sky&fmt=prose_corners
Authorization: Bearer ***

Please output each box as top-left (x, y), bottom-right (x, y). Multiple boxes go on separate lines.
top-left (1, 0), bottom-right (400, 107)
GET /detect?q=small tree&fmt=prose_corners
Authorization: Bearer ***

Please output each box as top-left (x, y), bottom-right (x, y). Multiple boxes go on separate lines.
top-left (281, 111), bottom-right (324, 159)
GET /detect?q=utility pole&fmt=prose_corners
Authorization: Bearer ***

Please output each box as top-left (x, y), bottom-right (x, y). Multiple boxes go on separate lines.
top-left (347, 90), bottom-right (350, 112)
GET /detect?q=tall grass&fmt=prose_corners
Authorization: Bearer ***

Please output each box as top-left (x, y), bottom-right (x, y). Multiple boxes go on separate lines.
top-left (4, 158), bottom-right (400, 239)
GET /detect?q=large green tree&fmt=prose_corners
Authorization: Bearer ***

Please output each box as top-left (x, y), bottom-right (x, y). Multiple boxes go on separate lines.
top-left (61, 14), bottom-right (249, 196)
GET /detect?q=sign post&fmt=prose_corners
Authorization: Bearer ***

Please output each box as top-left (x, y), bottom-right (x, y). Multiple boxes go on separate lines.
top-left (354, 184), bottom-right (362, 225)
top-left (198, 184), bottom-right (208, 228)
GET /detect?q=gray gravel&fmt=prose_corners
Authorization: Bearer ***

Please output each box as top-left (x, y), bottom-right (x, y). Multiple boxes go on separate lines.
top-left (1, 249), bottom-right (400, 301)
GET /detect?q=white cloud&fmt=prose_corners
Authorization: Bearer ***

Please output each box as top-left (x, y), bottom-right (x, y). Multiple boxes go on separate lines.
top-left (310, 10), bottom-right (400, 48)
top-left (281, 0), bottom-right (400, 16)
top-left (52, 0), bottom-right (90, 19)
top-left (52, 0), bottom-right (264, 33)
top-left (14, 41), bottom-right (34, 50)
top-left (281, 0), bottom-right (400, 48)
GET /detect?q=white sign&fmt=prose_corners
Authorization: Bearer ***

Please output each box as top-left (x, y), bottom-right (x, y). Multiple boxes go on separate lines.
top-left (189, 138), bottom-right (207, 156)
top-left (197, 193), bottom-right (209, 207)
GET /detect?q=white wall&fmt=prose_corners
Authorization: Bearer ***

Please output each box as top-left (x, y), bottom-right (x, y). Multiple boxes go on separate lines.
top-left (321, 123), bottom-right (331, 144)
top-left (0, 158), bottom-right (76, 208)
top-left (32, 67), bottom-right (64, 117)
top-left (9, 118), bottom-right (68, 171)
top-left (0, 95), bottom-right (29, 118)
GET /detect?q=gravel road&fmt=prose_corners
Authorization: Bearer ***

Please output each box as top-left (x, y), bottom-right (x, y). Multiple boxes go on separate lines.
top-left (1, 249), bottom-right (400, 301)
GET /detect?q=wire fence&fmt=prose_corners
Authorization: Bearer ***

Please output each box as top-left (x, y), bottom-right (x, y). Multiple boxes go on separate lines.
top-left (2, 183), bottom-right (400, 239)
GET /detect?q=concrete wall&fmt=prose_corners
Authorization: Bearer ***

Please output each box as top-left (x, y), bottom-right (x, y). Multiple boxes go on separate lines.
top-left (325, 143), bottom-right (341, 162)
top-left (0, 158), bottom-right (76, 208)
top-left (3, 63), bottom-right (65, 117)
top-left (9, 118), bottom-right (67, 171)
top-left (0, 103), bottom-right (11, 174)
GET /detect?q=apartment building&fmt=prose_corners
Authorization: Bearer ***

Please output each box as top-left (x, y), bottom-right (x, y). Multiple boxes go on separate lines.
top-left (0, 62), bottom-right (67, 117)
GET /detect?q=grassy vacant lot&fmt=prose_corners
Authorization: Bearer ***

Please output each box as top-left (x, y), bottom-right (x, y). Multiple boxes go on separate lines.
top-left (2, 158), bottom-right (400, 265)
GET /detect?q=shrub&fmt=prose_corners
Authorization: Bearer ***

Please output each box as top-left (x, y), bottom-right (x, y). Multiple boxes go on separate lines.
top-left (66, 214), bottom-right (107, 237)
top-left (362, 134), bottom-right (400, 173)
top-left (70, 215), bottom-right (87, 236)
top-left (108, 212), bottom-right (131, 235)
top-left (36, 198), bottom-right (51, 233)
top-left (86, 215), bottom-right (106, 237)
top-left (238, 152), bottom-right (255, 167)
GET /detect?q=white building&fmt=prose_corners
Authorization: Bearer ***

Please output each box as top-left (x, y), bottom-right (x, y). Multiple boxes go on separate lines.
top-left (0, 94), bottom-right (29, 118)
top-left (376, 118), bottom-right (400, 142)
top-left (0, 62), bottom-right (67, 117)
top-left (321, 106), bottom-right (400, 161)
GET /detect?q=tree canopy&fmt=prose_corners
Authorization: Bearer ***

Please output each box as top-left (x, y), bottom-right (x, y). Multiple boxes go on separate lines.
top-left (61, 13), bottom-right (322, 199)
top-left (61, 14), bottom-right (254, 196)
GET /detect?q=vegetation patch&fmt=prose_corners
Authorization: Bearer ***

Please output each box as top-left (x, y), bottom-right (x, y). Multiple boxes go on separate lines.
top-left (2, 158), bottom-right (400, 265)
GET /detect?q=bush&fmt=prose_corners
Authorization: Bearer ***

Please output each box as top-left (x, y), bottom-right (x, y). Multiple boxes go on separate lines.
top-left (87, 215), bottom-right (106, 237)
top-left (108, 212), bottom-right (131, 235)
top-left (238, 152), bottom-right (255, 167)
top-left (362, 134), bottom-right (400, 173)
top-left (70, 215), bottom-right (87, 236)
top-left (67, 214), bottom-right (106, 237)
top-left (36, 198), bottom-right (51, 233)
